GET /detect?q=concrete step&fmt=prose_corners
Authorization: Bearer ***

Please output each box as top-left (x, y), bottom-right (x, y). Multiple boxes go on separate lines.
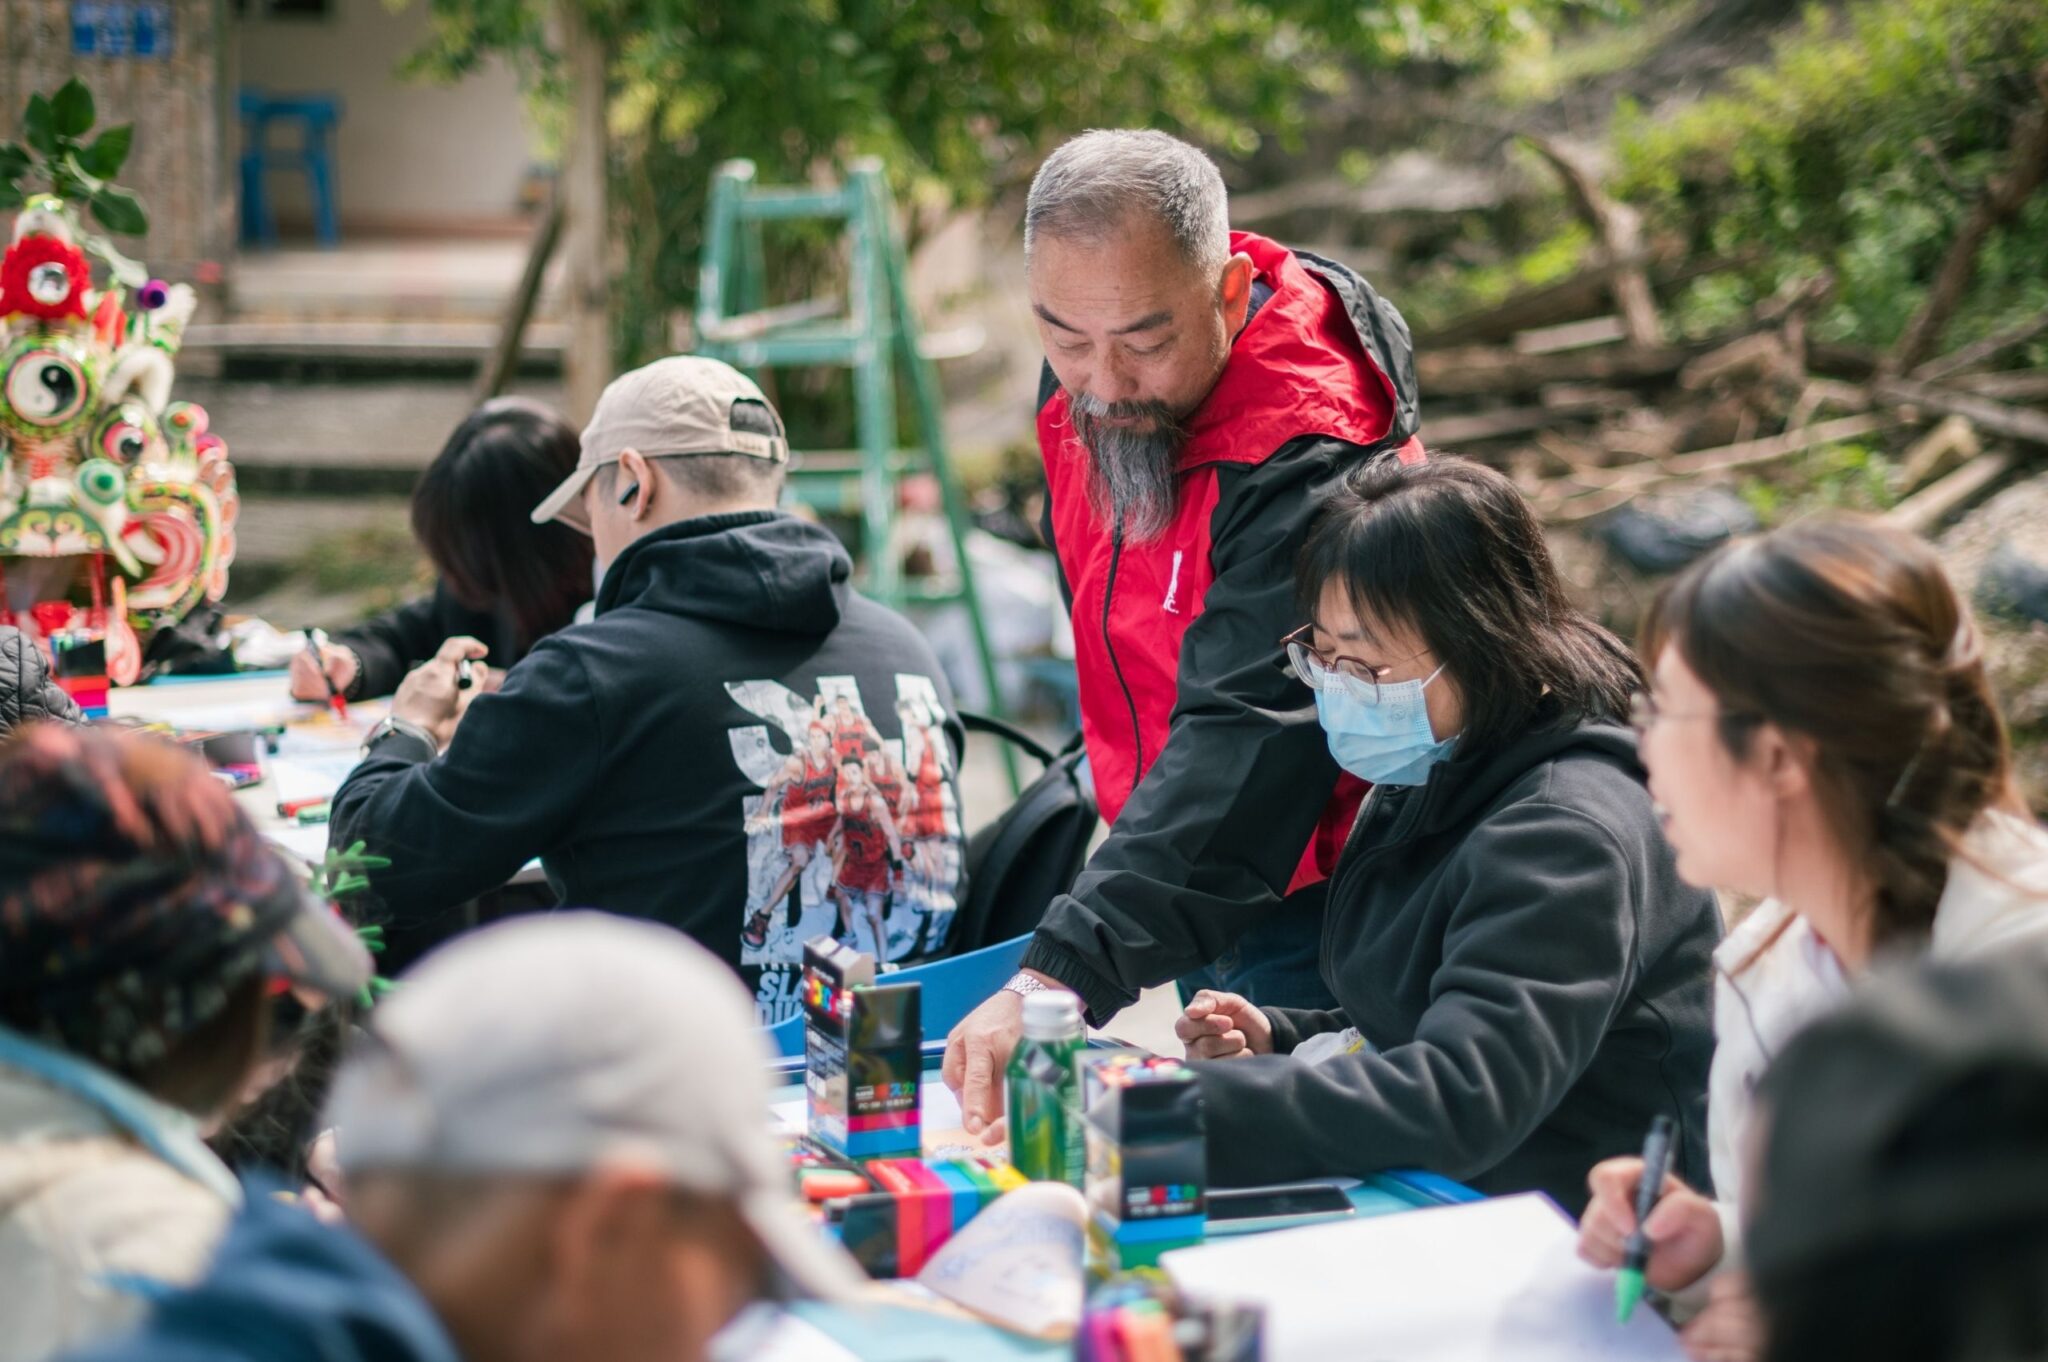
top-left (179, 375), bottom-right (570, 495)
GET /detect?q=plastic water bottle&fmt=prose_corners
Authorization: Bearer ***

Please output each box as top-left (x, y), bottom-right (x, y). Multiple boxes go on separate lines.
top-left (1007, 991), bottom-right (1085, 1185)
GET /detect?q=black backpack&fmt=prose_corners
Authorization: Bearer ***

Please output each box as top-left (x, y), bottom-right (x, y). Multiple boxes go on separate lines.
top-left (949, 712), bottom-right (1100, 954)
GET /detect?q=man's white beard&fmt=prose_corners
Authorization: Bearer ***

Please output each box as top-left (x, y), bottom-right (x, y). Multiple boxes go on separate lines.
top-left (1067, 390), bottom-right (1189, 542)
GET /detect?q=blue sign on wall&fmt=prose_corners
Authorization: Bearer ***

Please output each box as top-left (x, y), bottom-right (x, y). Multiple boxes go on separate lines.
top-left (71, 1), bottom-right (175, 59)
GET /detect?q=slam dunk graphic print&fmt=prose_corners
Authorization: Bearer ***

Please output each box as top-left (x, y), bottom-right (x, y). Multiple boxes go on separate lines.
top-left (726, 673), bottom-right (964, 1023)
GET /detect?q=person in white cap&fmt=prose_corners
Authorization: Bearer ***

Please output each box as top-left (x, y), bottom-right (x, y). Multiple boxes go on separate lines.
top-left (56, 913), bottom-right (863, 1362)
top-left (327, 357), bottom-right (968, 1018)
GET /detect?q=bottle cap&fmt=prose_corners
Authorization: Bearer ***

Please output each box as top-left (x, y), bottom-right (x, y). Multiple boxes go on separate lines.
top-left (1021, 989), bottom-right (1083, 1040)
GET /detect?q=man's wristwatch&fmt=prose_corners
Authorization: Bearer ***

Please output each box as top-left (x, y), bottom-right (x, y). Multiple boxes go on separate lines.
top-left (1002, 971), bottom-right (1055, 1000)
top-left (361, 714), bottom-right (438, 758)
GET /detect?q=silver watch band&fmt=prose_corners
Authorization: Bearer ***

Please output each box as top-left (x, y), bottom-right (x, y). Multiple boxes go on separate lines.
top-left (363, 715), bottom-right (438, 758)
top-left (1002, 970), bottom-right (1052, 999)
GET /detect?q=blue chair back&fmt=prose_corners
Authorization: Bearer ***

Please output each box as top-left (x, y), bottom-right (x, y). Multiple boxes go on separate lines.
top-left (764, 932), bottom-right (1030, 1058)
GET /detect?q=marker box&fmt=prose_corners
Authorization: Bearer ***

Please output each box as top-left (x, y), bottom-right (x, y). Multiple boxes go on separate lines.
top-left (801, 936), bottom-right (922, 1160)
top-left (1082, 1051), bottom-right (1208, 1271)
top-left (50, 633), bottom-right (110, 718)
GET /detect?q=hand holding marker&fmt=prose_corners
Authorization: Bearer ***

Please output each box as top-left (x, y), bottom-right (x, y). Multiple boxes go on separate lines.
top-left (302, 629), bottom-right (349, 722)
top-left (1615, 1114), bottom-right (1677, 1323)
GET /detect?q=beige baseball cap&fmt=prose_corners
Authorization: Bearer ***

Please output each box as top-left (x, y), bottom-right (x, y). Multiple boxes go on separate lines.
top-left (323, 913), bottom-right (864, 1303)
top-left (531, 355), bottom-right (790, 534)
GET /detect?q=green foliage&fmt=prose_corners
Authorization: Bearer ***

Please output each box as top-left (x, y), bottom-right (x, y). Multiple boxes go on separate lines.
top-left (397, 0), bottom-right (1612, 366)
top-left (1739, 440), bottom-right (1898, 526)
top-left (1611, 0), bottom-right (2048, 350)
top-left (0, 78), bottom-right (144, 231)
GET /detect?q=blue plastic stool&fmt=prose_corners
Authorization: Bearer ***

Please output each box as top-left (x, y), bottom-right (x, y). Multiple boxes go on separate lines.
top-left (238, 89), bottom-right (342, 248)
top-left (764, 932), bottom-right (1031, 1058)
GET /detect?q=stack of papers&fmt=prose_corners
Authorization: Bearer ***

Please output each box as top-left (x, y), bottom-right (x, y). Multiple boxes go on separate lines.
top-left (1162, 1192), bottom-right (1688, 1362)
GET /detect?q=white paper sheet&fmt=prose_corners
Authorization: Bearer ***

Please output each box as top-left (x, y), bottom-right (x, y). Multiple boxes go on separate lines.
top-left (1162, 1192), bottom-right (1689, 1362)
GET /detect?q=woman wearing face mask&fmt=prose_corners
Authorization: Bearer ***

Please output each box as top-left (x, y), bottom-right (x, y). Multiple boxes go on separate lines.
top-left (1575, 514), bottom-right (2048, 1362)
top-left (1177, 456), bottom-right (1720, 1210)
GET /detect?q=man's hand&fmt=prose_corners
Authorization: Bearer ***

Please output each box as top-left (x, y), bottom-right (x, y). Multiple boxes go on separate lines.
top-left (943, 972), bottom-right (1065, 1134)
top-left (1175, 989), bottom-right (1273, 1059)
top-left (289, 642), bottom-right (359, 702)
top-left (1679, 1271), bottom-right (1764, 1362)
top-left (391, 636), bottom-right (491, 749)
top-left (1577, 1157), bottom-right (1725, 1294)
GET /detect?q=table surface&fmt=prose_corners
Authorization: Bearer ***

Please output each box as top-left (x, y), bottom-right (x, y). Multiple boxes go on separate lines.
top-left (106, 671), bottom-right (544, 882)
top-left (769, 1055), bottom-right (1476, 1359)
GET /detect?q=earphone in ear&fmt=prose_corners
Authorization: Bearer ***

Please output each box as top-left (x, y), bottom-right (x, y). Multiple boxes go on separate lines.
top-left (618, 482), bottom-right (641, 507)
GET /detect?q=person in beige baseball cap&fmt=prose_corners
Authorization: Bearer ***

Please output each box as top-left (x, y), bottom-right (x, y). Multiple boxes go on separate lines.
top-left (62, 913), bottom-right (863, 1362)
top-left (530, 354), bottom-right (789, 563)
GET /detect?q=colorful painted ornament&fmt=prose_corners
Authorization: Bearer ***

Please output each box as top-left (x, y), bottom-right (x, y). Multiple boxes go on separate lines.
top-left (1, 204), bottom-right (236, 686)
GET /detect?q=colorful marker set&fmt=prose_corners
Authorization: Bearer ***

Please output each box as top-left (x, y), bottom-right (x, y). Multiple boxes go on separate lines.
top-left (801, 936), bottom-right (922, 1160)
top-left (49, 632), bottom-right (110, 718)
top-left (1083, 1051), bottom-right (1209, 1271)
top-left (788, 1137), bottom-right (1027, 1277)
top-left (1076, 1280), bottom-right (1263, 1362)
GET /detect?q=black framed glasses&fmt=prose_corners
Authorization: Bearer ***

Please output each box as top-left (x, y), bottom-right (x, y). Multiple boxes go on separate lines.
top-left (1628, 690), bottom-right (1762, 735)
top-left (1281, 624), bottom-right (1430, 701)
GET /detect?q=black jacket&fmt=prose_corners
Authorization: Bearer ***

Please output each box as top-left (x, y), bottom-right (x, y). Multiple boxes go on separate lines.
top-left (1195, 715), bottom-right (1719, 1213)
top-left (331, 513), bottom-right (967, 1023)
top-left (0, 627), bottom-right (82, 734)
top-left (334, 581), bottom-right (536, 700)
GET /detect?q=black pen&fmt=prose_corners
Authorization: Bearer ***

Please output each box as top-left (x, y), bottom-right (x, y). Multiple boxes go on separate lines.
top-left (1615, 1114), bottom-right (1677, 1323)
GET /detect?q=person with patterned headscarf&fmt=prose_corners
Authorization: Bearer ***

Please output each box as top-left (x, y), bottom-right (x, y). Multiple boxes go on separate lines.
top-left (0, 724), bottom-right (370, 1362)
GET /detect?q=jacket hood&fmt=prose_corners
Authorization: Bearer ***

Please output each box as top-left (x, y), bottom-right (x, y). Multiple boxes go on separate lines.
top-left (595, 511), bottom-right (852, 635)
top-left (133, 1183), bottom-right (462, 1362)
top-left (1390, 710), bottom-right (1641, 842)
top-left (1931, 809), bottom-right (2048, 957)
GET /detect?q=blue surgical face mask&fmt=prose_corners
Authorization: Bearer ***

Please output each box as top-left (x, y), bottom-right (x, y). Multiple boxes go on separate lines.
top-left (1314, 664), bottom-right (1455, 787)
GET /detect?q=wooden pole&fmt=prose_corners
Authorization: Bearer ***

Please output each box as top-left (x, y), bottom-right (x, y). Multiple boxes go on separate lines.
top-left (472, 196), bottom-right (563, 404)
top-left (559, 1), bottom-right (612, 424)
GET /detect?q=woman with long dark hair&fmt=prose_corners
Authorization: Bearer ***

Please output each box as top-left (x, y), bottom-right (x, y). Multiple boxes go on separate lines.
top-left (1578, 514), bottom-right (2048, 1362)
top-left (290, 398), bottom-right (592, 702)
top-left (1177, 455), bottom-right (1719, 1211)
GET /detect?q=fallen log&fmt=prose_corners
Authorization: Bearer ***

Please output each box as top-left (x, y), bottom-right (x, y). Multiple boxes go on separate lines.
top-left (1913, 307), bottom-right (2048, 384)
top-left (1886, 450), bottom-right (2017, 536)
top-left (1896, 415), bottom-right (1981, 496)
top-left (1418, 343), bottom-right (1696, 398)
top-left (1884, 65), bottom-right (2048, 375)
top-left (1871, 379), bottom-right (2048, 449)
top-left (1519, 133), bottom-right (1664, 348)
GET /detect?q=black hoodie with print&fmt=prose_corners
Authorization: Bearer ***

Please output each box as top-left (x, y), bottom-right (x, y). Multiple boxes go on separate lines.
top-left (330, 512), bottom-right (966, 1024)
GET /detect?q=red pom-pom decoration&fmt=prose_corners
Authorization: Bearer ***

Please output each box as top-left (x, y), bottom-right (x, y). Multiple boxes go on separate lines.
top-left (0, 234), bottom-right (92, 322)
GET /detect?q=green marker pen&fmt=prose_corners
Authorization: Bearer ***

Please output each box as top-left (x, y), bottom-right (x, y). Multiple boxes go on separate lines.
top-left (1616, 1113), bottom-right (1677, 1323)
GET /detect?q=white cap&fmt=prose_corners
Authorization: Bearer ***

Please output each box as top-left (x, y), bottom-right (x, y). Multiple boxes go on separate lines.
top-left (530, 356), bottom-right (788, 534)
top-left (323, 913), bottom-right (862, 1303)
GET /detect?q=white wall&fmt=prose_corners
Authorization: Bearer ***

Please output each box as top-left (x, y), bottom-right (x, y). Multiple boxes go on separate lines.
top-left (232, 0), bottom-right (540, 232)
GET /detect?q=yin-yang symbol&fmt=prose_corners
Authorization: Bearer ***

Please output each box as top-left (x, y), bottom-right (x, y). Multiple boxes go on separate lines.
top-left (4, 347), bottom-right (88, 428)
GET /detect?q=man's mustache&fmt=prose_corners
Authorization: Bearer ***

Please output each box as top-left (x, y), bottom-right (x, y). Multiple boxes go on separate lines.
top-left (1069, 392), bottom-right (1179, 428)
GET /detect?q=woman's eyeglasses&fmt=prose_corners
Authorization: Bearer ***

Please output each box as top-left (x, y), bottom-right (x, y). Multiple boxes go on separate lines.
top-left (1281, 625), bottom-right (1429, 701)
top-left (1627, 691), bottom-right (1762, 735)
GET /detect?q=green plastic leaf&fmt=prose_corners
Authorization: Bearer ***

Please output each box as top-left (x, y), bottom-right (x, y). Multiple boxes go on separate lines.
top-left (82, 232), bottom-right (148, 287)
top-left (0, 141), bottom-right (30, 180)
top-left (89, 185), bottom-right (148, 236)
top-left (52, 79), bottom-right (95, 138)
top-left (77, 124), bottom-right (132, 179)
top-left (23, 95), bottom-right (57, 157)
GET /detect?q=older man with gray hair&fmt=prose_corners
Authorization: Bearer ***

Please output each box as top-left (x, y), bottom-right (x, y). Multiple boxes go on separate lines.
top-left (946, 128), bottom-right (1426, 1131)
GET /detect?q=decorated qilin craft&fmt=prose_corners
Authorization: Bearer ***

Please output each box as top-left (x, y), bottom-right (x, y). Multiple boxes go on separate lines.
top-left (1, 83), bottom-right (238, 694)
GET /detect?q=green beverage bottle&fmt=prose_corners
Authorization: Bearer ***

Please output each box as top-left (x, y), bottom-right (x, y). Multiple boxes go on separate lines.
top-left (1006, 990), bottom-right (1085, 1185)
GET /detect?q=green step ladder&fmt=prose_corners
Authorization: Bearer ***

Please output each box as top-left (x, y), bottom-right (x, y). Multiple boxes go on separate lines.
top-left (694, 157), bottom-right (1016, 791)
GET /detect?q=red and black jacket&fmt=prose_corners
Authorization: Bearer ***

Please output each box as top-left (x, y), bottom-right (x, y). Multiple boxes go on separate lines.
top-left (1021, 232), bottom-right (1424, 1020)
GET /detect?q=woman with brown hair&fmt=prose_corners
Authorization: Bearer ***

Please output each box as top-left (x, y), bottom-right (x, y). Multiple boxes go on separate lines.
top-left (1578, 513), bottom-right (2048, 1362)
top-left (0, 725), bottom-right (369, 1361)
